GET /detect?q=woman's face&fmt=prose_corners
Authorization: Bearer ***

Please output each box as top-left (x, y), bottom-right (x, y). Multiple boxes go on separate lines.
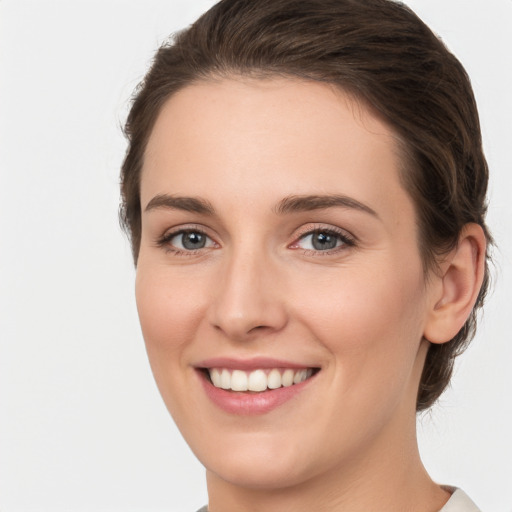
top-left (136, 78), bottom-right (436, 489)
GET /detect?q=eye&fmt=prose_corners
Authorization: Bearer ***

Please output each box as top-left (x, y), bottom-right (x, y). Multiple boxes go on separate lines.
top-left (291, 228), bottom-right (355, 253)
top-left (157, 228), bottom-right (217, 253)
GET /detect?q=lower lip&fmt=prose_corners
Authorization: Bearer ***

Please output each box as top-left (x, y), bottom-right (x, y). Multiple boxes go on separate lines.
top-left (198, 371), bottom-right (316, 415)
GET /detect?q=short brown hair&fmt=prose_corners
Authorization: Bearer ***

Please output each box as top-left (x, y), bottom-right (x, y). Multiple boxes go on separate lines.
top-left (120, 0), bottom-right (492, 411)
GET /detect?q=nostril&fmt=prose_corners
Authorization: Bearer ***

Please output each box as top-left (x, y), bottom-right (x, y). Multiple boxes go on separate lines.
top-left (246, 325), bottom-right (277, 336)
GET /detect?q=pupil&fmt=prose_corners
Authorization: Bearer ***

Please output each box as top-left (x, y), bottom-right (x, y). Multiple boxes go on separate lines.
top-left (182, 232), bottom-right (206, 250)
top-left (312, 232), bottom-right (337, 250)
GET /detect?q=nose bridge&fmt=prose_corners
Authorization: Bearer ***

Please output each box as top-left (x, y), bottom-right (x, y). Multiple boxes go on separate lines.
top-left (209, 241), bottom-right (286, 340)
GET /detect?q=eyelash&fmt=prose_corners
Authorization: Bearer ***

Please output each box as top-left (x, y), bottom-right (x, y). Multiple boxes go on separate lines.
top-left (155, 226), bottom-right (215, 256)
top-left (290, 225), bottom-right (356, 256)
top-left (155, 225), bottom-right (356, 257)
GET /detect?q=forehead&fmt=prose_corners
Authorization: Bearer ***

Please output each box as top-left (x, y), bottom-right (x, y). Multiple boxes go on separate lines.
top-left (141, 77), bottom-right (411, 224)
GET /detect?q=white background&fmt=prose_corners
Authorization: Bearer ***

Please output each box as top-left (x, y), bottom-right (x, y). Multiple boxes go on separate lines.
top-left (1, 1), bottom-right (511, 511)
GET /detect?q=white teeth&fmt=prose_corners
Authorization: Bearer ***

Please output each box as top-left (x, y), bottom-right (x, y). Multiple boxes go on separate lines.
top-left (210, 368), bottom-right (222, 387)
top-left (220, 369), bottom-right (231, 389)
top-left (248, 369), bottom-right (267, 391)
top-left (293, 369), bottom-right (308, 384)
top-left (231, 370), bottom-right (248, 391)
top-left (282, 369), bottom-right (294, 387)
top-left (267, 368), bottom-right (282, 389)
top-left (208, 367), bottom-right (315, 392)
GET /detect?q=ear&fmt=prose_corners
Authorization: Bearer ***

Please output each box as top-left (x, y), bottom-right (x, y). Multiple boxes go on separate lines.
top-left (423, 223), bottom-right (487, 344)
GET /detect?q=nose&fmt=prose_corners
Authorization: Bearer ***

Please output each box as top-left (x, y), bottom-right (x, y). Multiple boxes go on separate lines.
top-left (208, 247), bottom-right (288, 341)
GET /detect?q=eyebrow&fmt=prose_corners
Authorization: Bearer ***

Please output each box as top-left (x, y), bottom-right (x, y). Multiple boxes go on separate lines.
top-left (144, 193), bottom-right (378, 218)
top-left (274, 194), bottom-right (379, 218)
top-left (144, 194), bottom-right (215, 215)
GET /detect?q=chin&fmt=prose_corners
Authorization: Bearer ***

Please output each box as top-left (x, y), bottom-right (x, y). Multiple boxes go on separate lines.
top-left (185, 425), bottom-right (330, 491)
top-left (204, 450), bottom-right (317, 491)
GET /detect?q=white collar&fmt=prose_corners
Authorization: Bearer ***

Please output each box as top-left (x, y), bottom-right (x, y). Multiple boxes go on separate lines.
top-left (439, 487), bottom-right (481, 512)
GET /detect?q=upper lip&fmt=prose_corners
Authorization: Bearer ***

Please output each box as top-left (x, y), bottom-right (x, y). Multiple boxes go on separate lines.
top-left (195, 357), bottom-right (319, 371)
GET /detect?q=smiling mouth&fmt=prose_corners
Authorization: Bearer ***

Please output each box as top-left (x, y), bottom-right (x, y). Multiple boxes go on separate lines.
top-left (203, 367), bottom-right (319, 393)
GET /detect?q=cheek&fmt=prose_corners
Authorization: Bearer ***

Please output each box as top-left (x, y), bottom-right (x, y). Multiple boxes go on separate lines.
top-left (293, 258), bottom-right (427, 403)
top-left (134, 263), bottom-right (216, 426)
top-left (135, 265), bottom-right (207, 371)
top-left (298, 258), bottom-right (425, 336)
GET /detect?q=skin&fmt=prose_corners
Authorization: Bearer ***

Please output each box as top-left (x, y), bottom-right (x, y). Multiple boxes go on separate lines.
top-left (135, 78), bottom-right (485, 512)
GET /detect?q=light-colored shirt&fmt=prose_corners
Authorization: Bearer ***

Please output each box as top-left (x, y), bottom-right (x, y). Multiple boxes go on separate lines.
top-left (196, 487), bottom-right (481, 511)
top-left (439, 488), bottom-right (481, 512)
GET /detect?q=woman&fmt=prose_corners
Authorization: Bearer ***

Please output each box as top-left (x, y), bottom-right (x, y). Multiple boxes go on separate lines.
top-left (120, 0), bottom-right (491, 510)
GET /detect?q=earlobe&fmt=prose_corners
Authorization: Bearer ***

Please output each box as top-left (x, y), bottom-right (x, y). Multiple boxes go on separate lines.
top-left (423, 223), bottom-right (486, 344)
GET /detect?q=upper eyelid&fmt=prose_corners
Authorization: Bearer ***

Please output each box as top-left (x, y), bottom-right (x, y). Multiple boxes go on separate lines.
top-left (288, 224), bottom-right (357, 254)
top-left (160, 223), bottom-right (213, 239)
top-left (292, 223), bottom-right (356, 241)
top-left (156, 225), bottom-right (217, 247)
top-left (155, 222), bottom-right (356, 248)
